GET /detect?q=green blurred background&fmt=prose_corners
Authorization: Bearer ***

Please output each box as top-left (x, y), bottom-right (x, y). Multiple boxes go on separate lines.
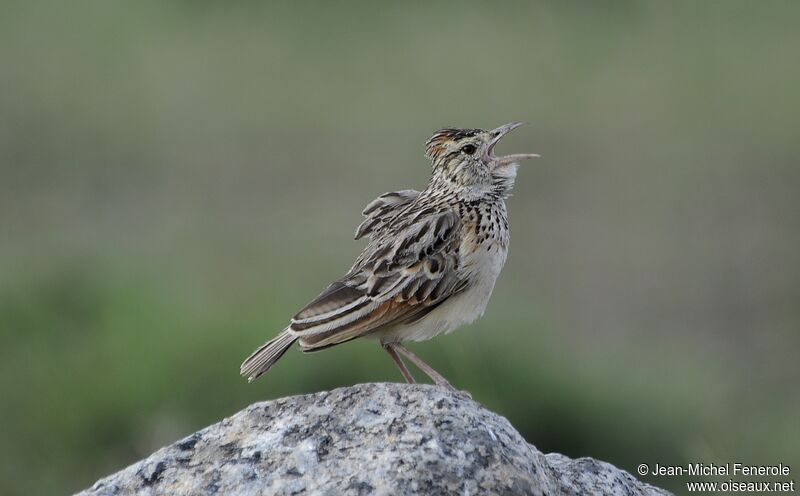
top-left (2, 1), bottom-right (798, 494)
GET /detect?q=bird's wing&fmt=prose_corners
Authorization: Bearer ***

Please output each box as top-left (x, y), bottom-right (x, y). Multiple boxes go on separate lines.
top-left (354, 189), bottom-right (420, 240)
top-left (291, 205), bottom-right (465, 350)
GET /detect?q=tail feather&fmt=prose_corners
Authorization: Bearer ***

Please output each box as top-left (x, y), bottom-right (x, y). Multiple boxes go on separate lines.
top-left (240, 329), bottom-right (296, 382)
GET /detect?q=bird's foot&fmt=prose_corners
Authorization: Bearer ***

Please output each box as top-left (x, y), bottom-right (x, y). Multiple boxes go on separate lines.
top-left (456, 388), bottom-right (473, 400)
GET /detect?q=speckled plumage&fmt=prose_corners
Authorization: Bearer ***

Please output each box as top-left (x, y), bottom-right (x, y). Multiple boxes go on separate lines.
top-left (241, 123), bottom-right (538, 386)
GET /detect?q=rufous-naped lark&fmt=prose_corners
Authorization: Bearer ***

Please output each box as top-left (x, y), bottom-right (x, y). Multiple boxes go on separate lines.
top-left (241, 122), bottom-right (538, 388)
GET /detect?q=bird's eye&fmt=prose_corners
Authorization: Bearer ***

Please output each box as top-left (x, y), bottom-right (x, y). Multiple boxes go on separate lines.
top-left (461, 144), bottom-right (477, 155)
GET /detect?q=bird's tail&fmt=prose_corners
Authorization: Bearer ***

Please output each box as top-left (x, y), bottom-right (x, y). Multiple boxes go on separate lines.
top-left (240, 329), bottom-right (297, 382)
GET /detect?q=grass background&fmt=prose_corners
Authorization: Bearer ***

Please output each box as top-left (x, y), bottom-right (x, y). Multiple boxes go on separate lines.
top-left (1, 1), bottom-right (798, 494)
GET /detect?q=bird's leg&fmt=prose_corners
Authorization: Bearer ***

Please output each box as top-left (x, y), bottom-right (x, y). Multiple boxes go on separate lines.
top-left (383, 343), bottom-right (416, 384)
top-left (392, 343), bottom-right (454, 390)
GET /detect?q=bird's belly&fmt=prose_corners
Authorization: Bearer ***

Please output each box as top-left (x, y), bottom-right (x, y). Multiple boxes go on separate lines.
top-left (379, 242), bottom-right (508, 343)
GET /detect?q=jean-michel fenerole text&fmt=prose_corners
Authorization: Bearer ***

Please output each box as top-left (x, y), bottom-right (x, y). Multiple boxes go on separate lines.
top-left (651, 463), bottom-right (790, 477)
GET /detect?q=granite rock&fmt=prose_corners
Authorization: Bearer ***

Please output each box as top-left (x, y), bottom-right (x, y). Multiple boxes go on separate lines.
top-left (78, 383), bottom-right (670, 496)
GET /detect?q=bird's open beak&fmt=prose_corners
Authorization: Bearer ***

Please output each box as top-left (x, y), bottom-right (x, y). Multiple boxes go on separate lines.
top-left (486, 122), bottom-right (540, 166)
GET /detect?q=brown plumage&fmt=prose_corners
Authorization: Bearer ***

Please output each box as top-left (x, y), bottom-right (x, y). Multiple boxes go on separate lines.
top-left (241, 122), bottom-right (538, 387)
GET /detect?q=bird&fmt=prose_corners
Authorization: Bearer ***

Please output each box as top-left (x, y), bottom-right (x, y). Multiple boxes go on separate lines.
top-left (241, 122), bottom-right (538, 388)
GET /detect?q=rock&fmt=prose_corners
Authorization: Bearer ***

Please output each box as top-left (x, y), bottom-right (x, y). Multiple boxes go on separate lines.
top-left (78, 383), bottom-right (670, 496)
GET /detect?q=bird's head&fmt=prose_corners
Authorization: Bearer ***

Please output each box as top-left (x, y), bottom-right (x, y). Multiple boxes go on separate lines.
top-left (424, 122), bottom-right (539, 197)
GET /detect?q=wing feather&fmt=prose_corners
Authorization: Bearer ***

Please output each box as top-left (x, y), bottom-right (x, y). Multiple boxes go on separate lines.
top-left (289, 195), bottom-right (465, 349)
top-left (354, 189), bottom-right (420, 240)
top-left (292, 282), bottom-right (368, 324)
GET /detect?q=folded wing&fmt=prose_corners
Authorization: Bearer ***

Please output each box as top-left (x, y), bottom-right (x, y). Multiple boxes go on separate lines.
top-left (292, 202), bottom-right (464, 350)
